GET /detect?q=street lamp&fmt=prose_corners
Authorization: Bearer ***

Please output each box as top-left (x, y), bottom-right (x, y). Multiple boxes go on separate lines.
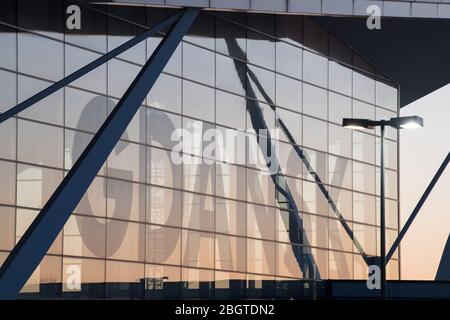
top-left (342, 116), bottom-right (423, 299)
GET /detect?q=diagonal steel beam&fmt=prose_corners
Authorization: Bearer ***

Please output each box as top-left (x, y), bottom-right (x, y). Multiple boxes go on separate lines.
top-left (387, 151), bottom-right (450, 263)
top-left (0, 7), bottom-right (199, 300)
top-left (246, 66), bottom-right (371, 266)
top-left (0, 10), bottom-right (183, 125)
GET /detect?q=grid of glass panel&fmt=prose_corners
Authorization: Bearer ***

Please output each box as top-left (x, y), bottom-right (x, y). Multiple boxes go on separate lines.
top-left (0, 0), bottom-right (400, 299)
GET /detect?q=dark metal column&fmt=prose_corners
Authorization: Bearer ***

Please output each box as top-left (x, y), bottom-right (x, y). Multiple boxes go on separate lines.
top-left (380, 124), bottom-right (387, 300)
top-left (0, 7), bottom-right (199, 300)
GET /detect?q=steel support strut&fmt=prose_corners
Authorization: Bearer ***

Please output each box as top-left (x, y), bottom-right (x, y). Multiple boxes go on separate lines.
top-left (0, 10), bottom-right (183, 125)
top-left (386, 151), bottom-right (450, 262)
top-left (0, 7), bottom-right (199, 299)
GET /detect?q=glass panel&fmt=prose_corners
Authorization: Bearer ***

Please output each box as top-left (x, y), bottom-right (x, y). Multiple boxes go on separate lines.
top-left (215, 198), bottom-right (246, 236)
top-left (353, 192), bottom-right (376, 225)
top-left (65, 45), bottom-right (107, 95)
top-left (64, 129), bottom-right (105, 174)
top-left (353, 223), bottom-right (377, 256)
top-left (353, 71), bottom-right (375, 104)
top-left (303, 148), bottom-right (328, 183)
top-left (278, 142), bottom-right (303, 179)
top-left (183, 42), bottom-right (215, 86)
top-left (147, 186), bottom-right (181, 227)
top-left (107, 59), bottom-right (140, 98)
top-left (182, 80), bottom-right (215, 122)
top-left (216, 54), bottom-right (246, 96)
top-left (329, 92), bottom-right (351, 125)
top-left (277, 243), bottom-right (302, 278)
top-left (303, 83), bottom-right (327, 119)
top-left (0, 118), bottom-right (16, 160)
top-left (147, 73), bottom-right (182, 113)
top-left (216, 91), bottom-right (246, 129)
top-left (276, 74), bottom-right (301, 113)
top-left (215, 234), bottom-right (246, 272)
top-left (353, 162), bottom-right (375, 194)
top-left (16, 164), bottom-right (62, 209)
top-left (108, 141), bottom-right (145, 183)
top-left (147, 108), bottom-right (182, 148)
top-left (329, 251), bottom-right (353, 279)
top-left (106, 219), bottom-right (145, 262)
top-left (18, 33), bottom-right (63, 81)
top-left (18, 119), bottom-right (63, 168)
top-left (18, 75), bottom-right (63, 125)
top-left (276, 209), bottom-right (303, 245)
top-left (303, 181), bottom-right (328, 216)
top-left (0, 24), bottom-right (16, 70)
top-left (146, 225), bottom-right (181, 265)
top-left (247, 203), bottom-right (275, 241)
top-left (247, 238), bottom-right (276, 275)
top-left (75, 176), bottom-right (106, 218)
top-left (65, 88), bottom-right (108, 133)
top-left (353, 131), bottom-right (375, 164)
top-left (16, 208), bottom-right (62, 254)
top-left (247, 168), bottom-right (275, 206)
top-left (376, 137), bottom-right (398, 170)
top-left (182, 192), bottom-right (215, 232)
top-left (329, 124), bottom-right (351, 158)
top-left (0, 69), bottom-right (16, 112)
top-left (247, 65), bottom-right (275, 102)
top-left (64, 215), bottom-right (106, 258)
top-left (277, 108), bottom-right (302, 145)
top-left (329, 218), bottom-right (353, 252)
top-left (0, 160), bottom-right (15, 205)
top-left (303, 117), bottom-right (327, 152)
top-left (182, 230), bottom-right (214, 269)
top-left (303, 214), bottom-right (328, 248)
top-left (183, 155), bottom-right (215, 195)
top-left (303, 51), bottom-right (328, 88)
top-left (276, 14), bottom-right (302, 47)
top-left (276, 40), bottom-right (302, 79)
top-left (328, 187), bottom-right (352, 222)
top-left (329, 61), bottom-right (352, 96)
top-left (216, 162), bottom-right (246, 201)
top-left (376, 80), bottom-right (398, 111)
top-left (107, 178), bottom-right (145, 222)
top-left (328, 155), bottom-right (351, 189)
top-left (0, 206), bottom-right (15, 250)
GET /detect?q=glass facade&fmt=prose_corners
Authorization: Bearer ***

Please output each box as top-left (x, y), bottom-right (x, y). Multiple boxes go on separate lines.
top-left (0, 0), bottom-right (400, 299)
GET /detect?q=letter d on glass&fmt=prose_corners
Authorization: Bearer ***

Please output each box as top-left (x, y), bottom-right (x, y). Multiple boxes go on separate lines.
top-left (367, 265), bottom-right (381, 290)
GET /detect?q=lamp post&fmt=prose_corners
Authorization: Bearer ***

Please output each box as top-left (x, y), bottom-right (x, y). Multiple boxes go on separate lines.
top-left (342, 116), bottom-right (423, 299)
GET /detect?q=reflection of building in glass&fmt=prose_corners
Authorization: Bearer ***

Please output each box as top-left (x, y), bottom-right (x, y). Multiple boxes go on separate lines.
top-left (0, 0), bottom-right (400, 299)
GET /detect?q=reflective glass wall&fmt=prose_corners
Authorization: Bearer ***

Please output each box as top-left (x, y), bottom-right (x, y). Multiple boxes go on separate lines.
top-left (0, 0), bottom-right (400, 299)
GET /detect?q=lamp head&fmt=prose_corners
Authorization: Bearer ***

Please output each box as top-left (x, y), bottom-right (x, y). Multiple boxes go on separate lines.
top-left (342, 118), bottom-right (375, 129)
top-left (389, 116), bottom-right (423, 129)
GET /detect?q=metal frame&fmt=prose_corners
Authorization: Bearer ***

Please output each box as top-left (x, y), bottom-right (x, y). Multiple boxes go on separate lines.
top-left (0, 7), bottom-right (199, 300)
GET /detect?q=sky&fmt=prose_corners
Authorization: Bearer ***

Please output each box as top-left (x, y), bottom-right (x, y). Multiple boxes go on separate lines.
top-left (400, 84), bottom-right (450, 280)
